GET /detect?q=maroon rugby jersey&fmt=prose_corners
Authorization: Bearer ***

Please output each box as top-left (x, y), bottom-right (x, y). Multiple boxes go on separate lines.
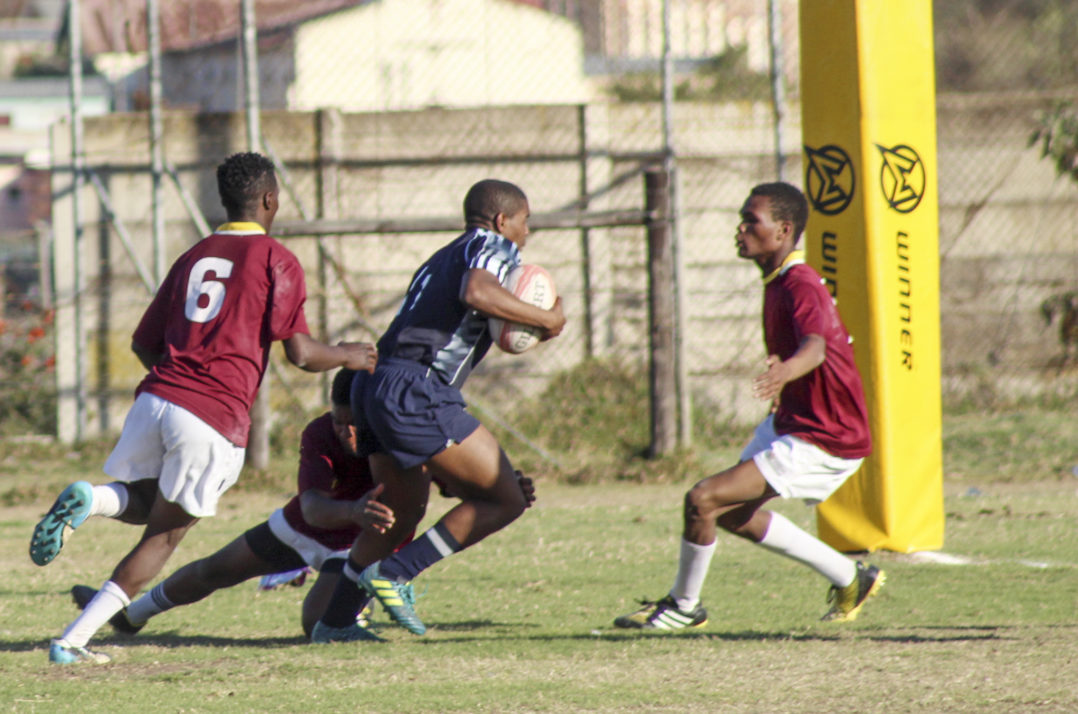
top-left (763, 262), bottom-right (872, 459)
top-left (282, 413), bottom-right (372, 550)
top-left (132, 223), bottom-right (309, 447)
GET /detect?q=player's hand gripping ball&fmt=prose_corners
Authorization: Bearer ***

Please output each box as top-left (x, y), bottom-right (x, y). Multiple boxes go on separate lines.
top-left (488, 264), bottom-right (557, 354)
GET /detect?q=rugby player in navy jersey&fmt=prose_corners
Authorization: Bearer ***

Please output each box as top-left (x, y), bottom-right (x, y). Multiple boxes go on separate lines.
top-left (312, 179), bottom-right (565, 642)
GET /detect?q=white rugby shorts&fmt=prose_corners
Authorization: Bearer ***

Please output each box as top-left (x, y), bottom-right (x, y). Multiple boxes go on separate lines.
top-left (740, 414), bottom-right (863, 505)
top-left (267, 508), bottom-right (350, 572)
top-left (103, 392), bottom-right (245, 517)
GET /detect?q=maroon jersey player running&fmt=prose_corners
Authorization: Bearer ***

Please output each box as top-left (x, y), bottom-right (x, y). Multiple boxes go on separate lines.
top-left (614, 181), bottom-right (884, 631)
top-left (33, 152), bottom-right (376, 664)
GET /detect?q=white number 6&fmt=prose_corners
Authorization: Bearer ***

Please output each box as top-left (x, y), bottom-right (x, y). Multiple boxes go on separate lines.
top-left (185, 257), bottom-right (234, 323)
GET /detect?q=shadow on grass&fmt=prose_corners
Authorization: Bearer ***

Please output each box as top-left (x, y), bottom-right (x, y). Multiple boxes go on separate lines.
top-left (0, 632), bottom-right (308, 653)
top-left (6, 622), bottom-right (1065, 655)
top-left (426, 619), bottom-right (538, 632)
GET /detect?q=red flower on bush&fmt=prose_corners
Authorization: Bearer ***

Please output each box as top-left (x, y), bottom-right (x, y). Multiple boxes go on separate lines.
top-left (27, 326), bottom-right (46, 343)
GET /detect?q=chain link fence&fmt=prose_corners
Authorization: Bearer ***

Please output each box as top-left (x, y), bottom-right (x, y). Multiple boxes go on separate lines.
top-left (1, 0), bottom-right (1074, 458)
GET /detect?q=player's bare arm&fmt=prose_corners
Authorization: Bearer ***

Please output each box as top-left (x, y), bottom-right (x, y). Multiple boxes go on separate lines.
top-left (299, 483), bottom-right (395, 534)
top-left (283, 333), bottom-right (377, 373)
top-left (130, 340), bottom-right (164, 370)
top-left (462, 268), bottom-right (566, 338)
top-left (752, 334), bottom-right (826, 402)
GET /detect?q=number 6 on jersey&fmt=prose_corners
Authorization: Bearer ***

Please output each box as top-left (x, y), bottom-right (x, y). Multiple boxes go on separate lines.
top-left (185, 257), bottom-right (234, 323)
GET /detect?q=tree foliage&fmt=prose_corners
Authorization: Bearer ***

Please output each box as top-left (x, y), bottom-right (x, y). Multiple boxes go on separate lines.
top-left (935, 0), bottom-right (1078, 91)
top-left (1029, 104), bottom-right (1078, 184)
top-left (607, 46), bottom-right (771, 103)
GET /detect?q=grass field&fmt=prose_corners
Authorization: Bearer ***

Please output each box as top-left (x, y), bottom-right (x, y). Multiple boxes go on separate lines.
top-left (1, 422), bottom-right (1077, 714)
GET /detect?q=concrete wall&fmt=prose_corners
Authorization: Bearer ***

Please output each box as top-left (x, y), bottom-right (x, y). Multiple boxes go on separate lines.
top-left (50, 96), bottom-right (1077, 441)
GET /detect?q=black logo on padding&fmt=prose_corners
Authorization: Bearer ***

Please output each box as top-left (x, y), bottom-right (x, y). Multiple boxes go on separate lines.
top-left (876, 144), bottom-right (925, 213)
top-left (804, 144), bottom-right (855, 215)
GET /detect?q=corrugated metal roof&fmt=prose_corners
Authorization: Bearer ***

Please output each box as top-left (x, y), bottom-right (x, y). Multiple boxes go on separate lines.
top-left (79, 0), bottom-right (371, 54)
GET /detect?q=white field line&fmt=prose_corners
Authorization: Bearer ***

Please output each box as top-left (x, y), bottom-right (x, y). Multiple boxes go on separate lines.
top-left (904, 551), bottom-right (1076, 569)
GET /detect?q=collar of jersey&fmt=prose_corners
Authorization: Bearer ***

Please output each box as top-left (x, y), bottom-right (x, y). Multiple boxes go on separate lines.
top-left (215, 221), bottom-right (266, 235)
top-left (762, 250), bottom-right (804, 286)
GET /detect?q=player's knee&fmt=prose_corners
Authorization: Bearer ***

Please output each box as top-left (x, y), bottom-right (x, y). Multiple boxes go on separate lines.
top-left (504, 488), bottom-right (528, 521)
top-left (491, 477), bottom-right (528, 523)
top-left (684, 482), bottom-right (718, 522)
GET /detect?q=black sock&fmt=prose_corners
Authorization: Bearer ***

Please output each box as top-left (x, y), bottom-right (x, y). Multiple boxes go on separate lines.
top-left (320, 557), bottom-right (368, 628)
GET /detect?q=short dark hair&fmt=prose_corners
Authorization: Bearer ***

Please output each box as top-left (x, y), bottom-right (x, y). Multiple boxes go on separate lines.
top-left (216, 152), bottom-right (276, 216)
top-left (750, 182), bottom-right (809, 241)
top-left (330, 368), bottom-right (356, 408)
top-left (463, 179), bottom-right (527, 226)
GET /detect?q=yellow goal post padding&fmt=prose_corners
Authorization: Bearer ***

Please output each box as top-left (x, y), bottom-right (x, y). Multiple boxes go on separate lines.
top-left (800, 0), bottom-right (944, 552)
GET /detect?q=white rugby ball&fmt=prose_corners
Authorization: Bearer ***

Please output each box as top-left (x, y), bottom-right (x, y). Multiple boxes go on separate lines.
top-left (488, 264), bottom-right (557, 354)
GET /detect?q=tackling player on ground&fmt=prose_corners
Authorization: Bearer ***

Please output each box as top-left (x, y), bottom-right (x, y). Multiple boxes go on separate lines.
top-left (311, 179), bottom-right (565, 642)
top-left (614, 182), bottom-right (885, 631)
top-left (69, 368), bottom-right (394, 640)
top-left (33, 152), bottom-right (377, 663)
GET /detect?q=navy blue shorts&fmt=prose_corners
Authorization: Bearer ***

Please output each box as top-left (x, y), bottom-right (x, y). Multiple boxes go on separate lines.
top-left (362, 358), bottom-right (480, 470)
top-left (348, 370), bottom-right (384, 459)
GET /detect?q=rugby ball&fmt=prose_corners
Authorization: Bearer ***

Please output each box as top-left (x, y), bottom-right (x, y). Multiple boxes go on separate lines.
top-left (488, 264), bottom-right (557, 354)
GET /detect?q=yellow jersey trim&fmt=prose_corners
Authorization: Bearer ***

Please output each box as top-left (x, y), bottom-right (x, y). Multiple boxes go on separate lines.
top-left (215, 221), bottom-right (266, 234)
top-left (762, 250), bottom-right (805, 286)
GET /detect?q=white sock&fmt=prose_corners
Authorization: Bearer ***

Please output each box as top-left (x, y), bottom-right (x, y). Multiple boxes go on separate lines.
top-left (89, 483), bottom-right (128, 518)
top-left (759, 511), bottom-right (856, 587)
top-left (341, 559), bottom-right (363, 583)
top-left (126, 583), bottom-right (175, 625)
top-left (669, 538), bottom-right (717, 611)
top-left (60, 580), bottom-right (130, 648)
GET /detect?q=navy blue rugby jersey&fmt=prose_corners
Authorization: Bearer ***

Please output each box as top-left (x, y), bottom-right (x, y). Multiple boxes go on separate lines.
top-left (378, 227), bottom-right (521, 387)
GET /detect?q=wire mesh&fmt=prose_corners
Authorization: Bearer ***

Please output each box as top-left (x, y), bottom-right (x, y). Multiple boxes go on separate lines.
top-left (3, 0), bottom-right (1075, 445)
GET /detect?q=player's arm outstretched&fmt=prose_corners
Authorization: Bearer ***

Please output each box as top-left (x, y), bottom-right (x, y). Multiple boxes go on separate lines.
top-left (283, 333), bottom-right (378, 373)
top-left (462, 268), bottom-right (565, 340)
top-left (752, 334), bottom-right (826, 403)
top-left (300, 483), bottom-right (396, 535)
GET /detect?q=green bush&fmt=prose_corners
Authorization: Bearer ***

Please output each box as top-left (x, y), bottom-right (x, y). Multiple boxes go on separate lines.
top-left (0, 306), bottom-right (57, 436)
top-left (493, 358), bottom-right (745, 485)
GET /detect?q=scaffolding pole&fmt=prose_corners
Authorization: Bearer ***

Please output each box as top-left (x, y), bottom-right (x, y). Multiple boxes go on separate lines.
top-left (241, 0), bottom-right (270, 470)
top-left (148, 0), bottom-right (165, 284)
top-left (68, 0), bottom-right (86, 439)
top-left (768, 0), bottom-right (788, 180)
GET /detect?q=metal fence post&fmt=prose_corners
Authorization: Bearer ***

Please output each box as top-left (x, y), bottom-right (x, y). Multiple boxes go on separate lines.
top-left (316, 107), bottom-right (341, 403)
top-left (661, 0), bottom-right (690, 447)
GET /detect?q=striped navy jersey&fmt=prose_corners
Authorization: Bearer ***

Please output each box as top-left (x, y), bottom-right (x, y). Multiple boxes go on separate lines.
top-left (377, 227), bottom-right (521, 387)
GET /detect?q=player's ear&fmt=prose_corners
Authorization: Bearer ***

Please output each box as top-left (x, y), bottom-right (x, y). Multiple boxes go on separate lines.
top-left (780, 220), bottom-right (794, 241)
top-left (493, 212), bottom-right (506, 233)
